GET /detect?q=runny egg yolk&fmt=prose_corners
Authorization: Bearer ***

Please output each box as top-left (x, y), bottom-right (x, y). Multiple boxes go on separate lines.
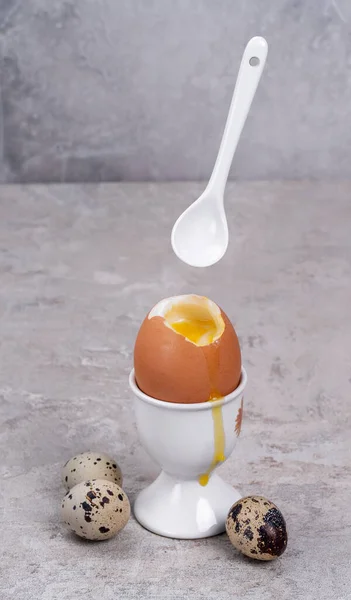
top-left (171, 318), bottom-right (217, 345)
top-left (165, 301), bottom-right (226, 487)
top-left (165, 300), bottom-right (222, 346)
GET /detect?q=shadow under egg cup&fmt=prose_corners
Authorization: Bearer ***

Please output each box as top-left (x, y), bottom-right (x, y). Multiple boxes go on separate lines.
top-left (129, 366), bottom-right (247, 539)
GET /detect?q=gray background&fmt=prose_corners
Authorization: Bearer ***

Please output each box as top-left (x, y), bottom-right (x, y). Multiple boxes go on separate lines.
top-left (0, 0), bottom-right (351, 184)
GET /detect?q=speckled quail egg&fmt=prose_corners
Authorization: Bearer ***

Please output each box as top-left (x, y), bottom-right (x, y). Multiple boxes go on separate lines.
top-left (226, 496), bottom-right (288, 561)
top-left (62, 452), bottom-right (122, 490)
top-left (61, 479), bottom-right (130, 541)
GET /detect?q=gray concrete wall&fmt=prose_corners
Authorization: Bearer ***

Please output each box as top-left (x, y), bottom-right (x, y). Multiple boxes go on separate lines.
top-left (0, 0), bottom-right (350, 183)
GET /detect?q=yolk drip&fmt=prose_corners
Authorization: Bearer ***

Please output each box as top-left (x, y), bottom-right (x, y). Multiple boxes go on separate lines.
top-left (198, 391), bottom-right (225, 486)
top-left (167, 308), bottom-right (226, 488)
top-left (199, 332), bottom-right (226, 486)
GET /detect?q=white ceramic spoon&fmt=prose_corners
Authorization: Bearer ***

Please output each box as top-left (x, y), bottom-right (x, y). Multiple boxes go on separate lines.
top-left (171, 36), bottom-right (268, 268)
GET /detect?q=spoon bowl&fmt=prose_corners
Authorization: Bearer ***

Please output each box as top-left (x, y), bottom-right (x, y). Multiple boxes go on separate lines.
top-left (171, 190), bottom-right (228, 268)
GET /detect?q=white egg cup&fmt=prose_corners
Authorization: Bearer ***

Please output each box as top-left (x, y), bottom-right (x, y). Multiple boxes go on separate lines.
top-left (129, 367), bottom-right (247, 539)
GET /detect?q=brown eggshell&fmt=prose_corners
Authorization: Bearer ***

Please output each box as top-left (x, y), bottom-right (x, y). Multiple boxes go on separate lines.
top-left (134, 306), bottom-right (241, 404)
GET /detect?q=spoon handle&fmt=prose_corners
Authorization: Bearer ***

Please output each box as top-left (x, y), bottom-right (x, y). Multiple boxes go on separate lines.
top-left (208, 36), bottom-right (268, 197)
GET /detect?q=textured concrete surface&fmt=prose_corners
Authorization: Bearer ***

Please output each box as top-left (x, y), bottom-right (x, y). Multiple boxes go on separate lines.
top-left (1, 1), bottom-right (351, 183)
top-left (0, 182), bottom-right (350, 599)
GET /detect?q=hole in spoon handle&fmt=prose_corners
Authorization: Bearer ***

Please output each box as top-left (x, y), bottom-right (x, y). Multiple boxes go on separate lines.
top-left (249, 56), bottom-right (260, 66)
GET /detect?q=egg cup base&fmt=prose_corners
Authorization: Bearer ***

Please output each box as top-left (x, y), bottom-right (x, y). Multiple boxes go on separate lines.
top-left (134, 470), bottom-right (241, 539)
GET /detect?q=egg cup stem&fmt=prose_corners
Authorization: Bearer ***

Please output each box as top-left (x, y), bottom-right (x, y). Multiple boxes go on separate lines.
top-left (134, 471), bottom-right (241, 539)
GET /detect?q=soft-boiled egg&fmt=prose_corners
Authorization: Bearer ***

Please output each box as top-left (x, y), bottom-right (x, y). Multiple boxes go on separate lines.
top-left (134, 294), bottom-right (241, 404)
